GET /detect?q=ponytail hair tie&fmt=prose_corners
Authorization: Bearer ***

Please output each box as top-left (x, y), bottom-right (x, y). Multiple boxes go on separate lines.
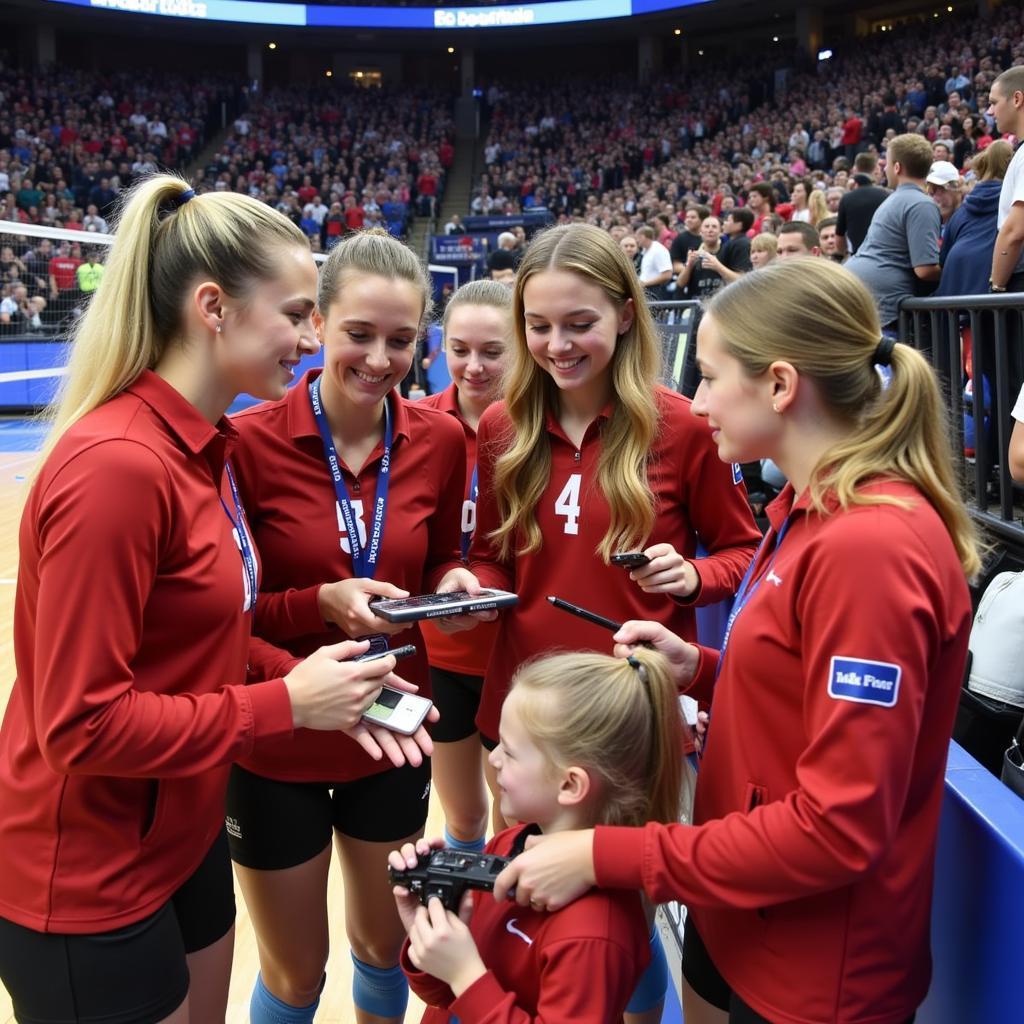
top-left (873, 336), bottom-right (896, 367)
top-left (626, 654), bottom-right (649, 684)
top-left (167, 188), bottom-right (195, 210)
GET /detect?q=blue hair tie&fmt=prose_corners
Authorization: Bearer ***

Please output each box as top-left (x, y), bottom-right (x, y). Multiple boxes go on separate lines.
top-left (168, 188), bottom-right (195, 209)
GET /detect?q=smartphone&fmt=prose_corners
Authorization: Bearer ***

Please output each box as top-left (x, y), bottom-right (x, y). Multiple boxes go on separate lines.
top-left (611, 551), bottom-right (651, 569)
top-left (369, 590), bottom-right (518, 624)
top-left (362, 686), bottom-right (433, 734)
top-left (351, 643), bottom-right (417, 664)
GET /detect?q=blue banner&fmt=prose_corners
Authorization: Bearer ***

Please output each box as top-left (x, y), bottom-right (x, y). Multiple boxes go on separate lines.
top-left (431, 235), bottom-right (488, 265)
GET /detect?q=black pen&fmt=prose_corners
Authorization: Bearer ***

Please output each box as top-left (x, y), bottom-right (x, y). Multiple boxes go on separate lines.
top-left (546, 595), bottom-right (623, 633)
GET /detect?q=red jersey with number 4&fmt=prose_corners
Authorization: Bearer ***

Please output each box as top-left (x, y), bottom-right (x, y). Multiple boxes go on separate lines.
top-left (593, 480), bottom-right (972, 1024)
top-left (418, 383), bottom-right (500, 677)
top-left (402, 824), bottom-right (650, 1023)
top-left (230, 369), bottom-right (465, 783)
top-left (464, 386), bottom-right (760, 741)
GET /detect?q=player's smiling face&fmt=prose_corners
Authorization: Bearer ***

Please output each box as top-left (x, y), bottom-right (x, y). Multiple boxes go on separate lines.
top-left (522, 269), bottom-right (632, 406)
top-left (316, 272), bottom-right (422, 410)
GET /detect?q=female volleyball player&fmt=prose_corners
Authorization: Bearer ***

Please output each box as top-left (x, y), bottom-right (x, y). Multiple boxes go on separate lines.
top-left (418, 280), bottom-right (513, 849)
top-left (225, 229), bottom-right (466, 1024)
top-left (494, 258), bottom-right (980, 1024)
top-left (0, 177), bottom-right (429, 1024)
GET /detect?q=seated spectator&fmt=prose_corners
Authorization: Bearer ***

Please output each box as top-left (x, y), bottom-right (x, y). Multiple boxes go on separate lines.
top-left (676, 215), bottom-right (729, 300)
top-left (817, 216), bottom-right (843, 262)
top-left (926, 161), bottom-right (964, 232)
top-left (82, 203), bottom-right (108, 234)
top-left (776, 221), bottom-right (822, 259)
top-left (619, 235), bottom-right (642, 275)
top-left (0, 283), bottom-right (30, 333)
top-left (670, 203), bottom-right (707, 275)
top-left (750, 232), bottom-right (778, 268)
top-left (745, 182), bottom-right (777, 236)
top-left (0, 245), bottom-right (25, 284)
top-left (487, 232), bottom-right (519, 278)
top-left (936, 140), bottom-right (1012, 298)
top-left (847, 133), bottom-right (941, 331)
top-left (444, 213), bottom-right (465, 234)
top-left (719, 207), bottom-right (755, 279)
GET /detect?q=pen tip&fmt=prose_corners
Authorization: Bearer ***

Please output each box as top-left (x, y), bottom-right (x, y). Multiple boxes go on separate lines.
top-left (546, 595), bottom-right (556, 604)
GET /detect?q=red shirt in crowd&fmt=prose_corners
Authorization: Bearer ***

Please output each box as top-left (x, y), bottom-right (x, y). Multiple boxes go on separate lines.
top-left (464, 387), bottom-right (761, 741)
top-left (0, 371), bottom-right (295, 933)
top-left (418, 383), bottom-right (500, 677)
top-left (48, 255), bottom-right (81, 289)
top-left (403, 824), bottom-right (650, 1023)
top-left (230, 370), bottom-right (465, 783)
top-left (594, 480), bottom-right (971, 1024)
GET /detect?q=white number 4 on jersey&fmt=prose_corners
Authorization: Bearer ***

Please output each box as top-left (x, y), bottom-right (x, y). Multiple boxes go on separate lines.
top-left (555, 473), bottom-right (582, 536)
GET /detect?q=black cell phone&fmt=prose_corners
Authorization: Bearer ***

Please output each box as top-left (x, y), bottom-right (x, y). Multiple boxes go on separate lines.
top-left (611, 551), bottom-right (651, 569)
top-left (369, 590), bottom-right (519, 624)
top-left (351, 643), bottom-right (417, 663)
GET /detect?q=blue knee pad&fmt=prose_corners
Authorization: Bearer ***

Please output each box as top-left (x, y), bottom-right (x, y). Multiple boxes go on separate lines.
top-left (444, 826), bottom-right (486, 854)
top-left (626, 927), bottom-right (669, 1013)
top-left (250, 973), bottom-right (322, 1024)
top-left (351, 953), bottom-right (409, 1018)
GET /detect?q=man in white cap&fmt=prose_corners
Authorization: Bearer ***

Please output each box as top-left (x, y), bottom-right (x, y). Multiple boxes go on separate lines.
top-left (925, 160), bottom-right (963, 234)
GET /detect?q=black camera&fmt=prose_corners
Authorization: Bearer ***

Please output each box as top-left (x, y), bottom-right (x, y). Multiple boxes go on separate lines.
top-left (388, 848), bottom-right (511, 911)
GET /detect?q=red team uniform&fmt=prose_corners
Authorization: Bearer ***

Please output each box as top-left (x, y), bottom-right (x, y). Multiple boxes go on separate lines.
top-left (593, 481), bottom-right (972, 1024)
top-left (0, 371), bottom-right (296, 932)
top-left (402, 825), bottom-right (650, 1024)
top-left (229, 368), bottom-right (465, 783)
top-left (418, 382), bottom-right (500, 677)
top-left (465, 386), bottom-right (760, 741)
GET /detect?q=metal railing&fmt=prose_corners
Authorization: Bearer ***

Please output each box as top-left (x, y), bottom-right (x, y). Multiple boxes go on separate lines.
top-left (898, 294), bottom-right (1024, 548)
top-left (649, 300), bottom-right (702, 398)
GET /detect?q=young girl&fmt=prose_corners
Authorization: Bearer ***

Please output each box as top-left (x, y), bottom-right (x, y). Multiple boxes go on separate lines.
top-left (226, 229), bottom-right (466, 1024)
top-left (0, 178), bottom-right (428, 1024)
top-left (495, 258), bottom-right (980, 1024)
top-left (419, 281), bottom-right (513, 849)
top-left (437, 222), bottom-right (758, 796)
top-left (390, 648), bottom-right (687, 1023)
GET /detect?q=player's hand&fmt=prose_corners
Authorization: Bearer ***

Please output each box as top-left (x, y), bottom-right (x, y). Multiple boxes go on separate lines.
top-left (612, 620), bottom-right (700, 690)
top-left (317, 578), bottom-right (409, 636)
top-left (694, 710), bottom-right (709, 757)
top-left (628, 543), bottom-right (700, 598)
top-left (432, 568), bottom-right (498, 634)
top-left (493, 829), bottom-right (596, 912)
top-left (407, 897), bottom-right (487, 995)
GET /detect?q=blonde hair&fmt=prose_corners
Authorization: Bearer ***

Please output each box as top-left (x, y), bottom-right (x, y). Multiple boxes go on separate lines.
top-left (41, 174), bottom-right (307, 464)
top-left (441, 278), bottom-right (512, 336)
top-left (706, 259), bottom-right (981, 577)
top-left (491, 223), bottom-right (662, 561)
top-left (318, 227), bottom-right (432, 332)
top-left (973, 139), bottom-right (1012, 182)
top-left (750, 232), bottom-right (778, 257)
top-left (808, 188), bottom-right (829, 226)
top-left (511, 649), bottom-right (685, 827)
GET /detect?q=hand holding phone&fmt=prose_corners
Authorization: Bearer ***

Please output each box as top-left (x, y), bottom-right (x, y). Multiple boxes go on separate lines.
top-left (611, 551), bottom-right (651, 570)
top-left (362, 686), bottom-right (434, 735)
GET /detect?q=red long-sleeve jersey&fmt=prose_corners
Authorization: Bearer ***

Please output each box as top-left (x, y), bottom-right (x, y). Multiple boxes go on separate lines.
top-left (463, 387), bottom-right (760, 741)
top-left (230, 369), bottom-right (465, 782)
top-left (0, 371), bottom-right (295, 934)
top-left (594, 481), bottom-right (972, 1024)
top-left (418, 383), bottom-right (500, 676)
top-left (403, 824), bottom-right (650, 1023)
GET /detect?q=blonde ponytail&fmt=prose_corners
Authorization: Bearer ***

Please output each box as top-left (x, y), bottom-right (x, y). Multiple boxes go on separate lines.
top-left (706, 259), bottom-right (982, 578)
top-left (512, 649), bottom-right (685, 827)
top-left (40, 174), bottom-right (307, 465)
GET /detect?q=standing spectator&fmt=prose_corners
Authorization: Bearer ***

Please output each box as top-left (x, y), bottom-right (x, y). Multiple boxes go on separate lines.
top-left (847, 133), bottom-right (941, 332)
top-left (718, 208), bottom-right (754, 279)
top-left (749, 232), bottom-right (778, 268)
top-left (842, 108), bottom-right (864, 163)
top-left (48, 242), bottom-right (81, 302)
top-left (620, 235), bottom-right (643, 276)
top-left (444, 213), bottom-right (465, 235)
top-left (937, 141), bottom-right (1011, 297)
top-left (744, 183), bottom-right (776, 237)
top-left (817, 216), bottom-right (843, 262)
top-left (835, 154), bottom-right (889, 257)
top-left (926, 161), bottom-right (964, 233)
top-left (775, 222), bottom-right (822, 259)
top-left (636, 225), bottom-right (673, 300)
top-left (82, 203), bottom-right (108, 234)
top-left (75, 250), bottom-right (106, 307)
top-left (987, 67), bottom-right (1024, 294)
top-left (670, 204), bottom-right (706, 275)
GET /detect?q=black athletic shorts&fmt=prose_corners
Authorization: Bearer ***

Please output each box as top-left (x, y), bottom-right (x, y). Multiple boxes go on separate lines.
top-left (226, 759), bottom-right (432, 870)
top-left (682, 918), bottom-right (916, 1023)
top-left (429, 666), bottom-right (484, 742)
top-left (0, 830), bottom-right (234, 1024)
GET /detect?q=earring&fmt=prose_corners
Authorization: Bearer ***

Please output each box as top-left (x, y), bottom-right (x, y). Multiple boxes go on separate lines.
top-left (772, 402), bottom-right (780, 413)
top-left (215, 323), bottom-right (223, 334)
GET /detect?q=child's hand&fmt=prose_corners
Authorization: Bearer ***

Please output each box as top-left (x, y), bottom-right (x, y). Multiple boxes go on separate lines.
top-left (389, 837), bottom-right (445, 933)
top-left (407, 897), bottom-right (487, 996)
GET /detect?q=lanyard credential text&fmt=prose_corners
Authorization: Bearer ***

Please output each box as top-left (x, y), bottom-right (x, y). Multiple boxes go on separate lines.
top-left (221, 461), bottom-right (257, 612)
top-left (309, 376), bottom-right (393, 580)
top-left (715, 516), bottom-right (792, 680)
top-left (461, 463), bottom-right (479, 560)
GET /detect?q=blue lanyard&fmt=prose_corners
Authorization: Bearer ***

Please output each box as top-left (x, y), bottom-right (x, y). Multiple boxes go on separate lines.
top-left (715, 516), bottom-right (792, 680)
top-left (461, 463), bottom-right (479, 560)
top-left (309, 376), bottom-right (393, 580)
top-left (220, 461), bottom-right (257, 612)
